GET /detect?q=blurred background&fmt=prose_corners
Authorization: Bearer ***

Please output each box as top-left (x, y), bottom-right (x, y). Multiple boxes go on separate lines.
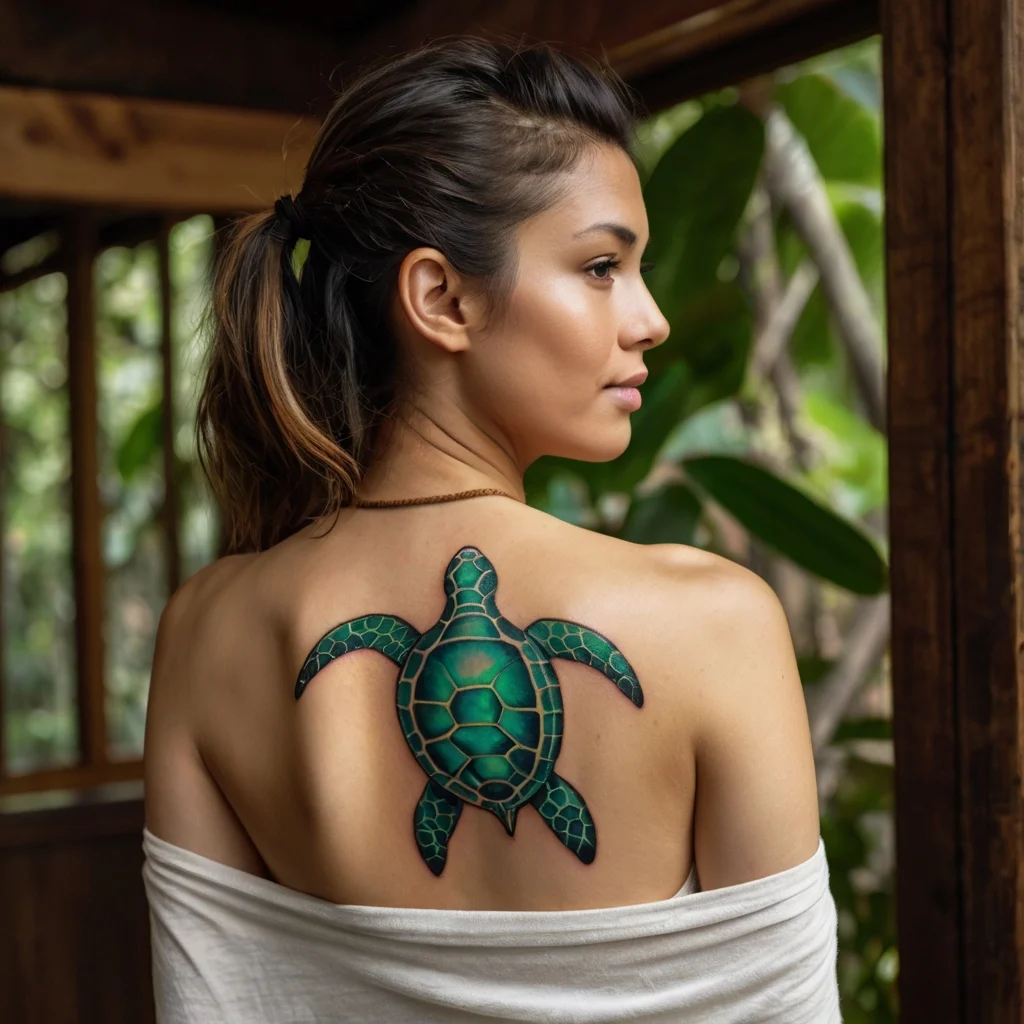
top-left (5, 1), bottom-right (1014, 1021)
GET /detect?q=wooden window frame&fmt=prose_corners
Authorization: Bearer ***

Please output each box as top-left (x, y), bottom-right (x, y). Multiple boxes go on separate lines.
top-left (0, 212), bottom-right (178, 796)
top-left (0, 86), bottom-right (315, 795)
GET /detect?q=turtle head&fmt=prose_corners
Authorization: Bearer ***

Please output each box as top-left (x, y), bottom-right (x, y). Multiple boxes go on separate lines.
top-left (444, 546), bottom-right (498, 608)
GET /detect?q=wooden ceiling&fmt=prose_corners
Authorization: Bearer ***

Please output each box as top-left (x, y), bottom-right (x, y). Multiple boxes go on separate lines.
top-left (0, 0), bottom-right (877, 113)
top-left (0, 0), bottom-right (878, 269)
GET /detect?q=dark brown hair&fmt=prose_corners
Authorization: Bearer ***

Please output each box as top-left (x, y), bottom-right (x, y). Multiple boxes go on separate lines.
top-left (195, 34), bottom-right (642, 554)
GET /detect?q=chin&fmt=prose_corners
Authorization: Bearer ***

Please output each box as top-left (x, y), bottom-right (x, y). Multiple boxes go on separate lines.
top-left (553, 420), bottom-right (633, 463)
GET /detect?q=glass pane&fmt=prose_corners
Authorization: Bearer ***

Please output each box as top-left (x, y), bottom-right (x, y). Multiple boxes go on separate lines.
top-left (170, 215), bottom-right (219, 580)
top-left (0, 271), bottom-right (78, 774)
top-left (96, 241), bottom-right (167, 760)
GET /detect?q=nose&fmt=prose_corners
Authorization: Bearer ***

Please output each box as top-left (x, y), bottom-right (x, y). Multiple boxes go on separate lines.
top-left (632, 302), bottom-right (670, 351)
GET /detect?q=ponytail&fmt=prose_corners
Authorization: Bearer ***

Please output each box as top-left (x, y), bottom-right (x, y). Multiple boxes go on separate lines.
top-left (195, 208), bottom-right (369, 554)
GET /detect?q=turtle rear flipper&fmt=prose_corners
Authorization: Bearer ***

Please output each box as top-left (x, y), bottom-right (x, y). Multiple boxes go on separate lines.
top-left (294, 614), bottom-right (420, 699)
top-left (525, 619), bottom-right (643, 707)
top-left (414, 779), bottom-right (464, 876)
top-left (529, 772), bottom-right (596, 865)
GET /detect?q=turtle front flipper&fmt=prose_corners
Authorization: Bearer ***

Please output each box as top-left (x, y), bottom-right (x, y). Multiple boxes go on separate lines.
top-left (414, 779), bottom-right (464, 876)
top-left (529, 772), bottom-right (596, 865)
top-left (295, 614), bottom-right (420, 699)
top-left (525, 620), bottom-right (643, 707)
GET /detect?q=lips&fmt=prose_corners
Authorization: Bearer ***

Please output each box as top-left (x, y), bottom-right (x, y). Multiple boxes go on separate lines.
top-left (603, 369), bottom-right (647, 412)
top-left (606, 369), bottom-right (648, 388)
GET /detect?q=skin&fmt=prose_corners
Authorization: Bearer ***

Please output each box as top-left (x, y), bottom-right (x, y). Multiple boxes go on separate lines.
top-left (143, 142), bottom-right (821, 909)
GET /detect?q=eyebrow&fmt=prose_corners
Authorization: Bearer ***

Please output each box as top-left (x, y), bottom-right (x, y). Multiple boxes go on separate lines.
top-left (572, 221), bottom-right (650, 249)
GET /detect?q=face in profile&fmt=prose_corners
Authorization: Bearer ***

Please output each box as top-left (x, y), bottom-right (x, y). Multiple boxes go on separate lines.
top-left (463, 142), bottom-right (671, 468)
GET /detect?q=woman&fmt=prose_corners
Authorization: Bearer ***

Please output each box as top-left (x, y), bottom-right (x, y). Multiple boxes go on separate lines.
top-left (142, 34), bottom-right (840, 1023)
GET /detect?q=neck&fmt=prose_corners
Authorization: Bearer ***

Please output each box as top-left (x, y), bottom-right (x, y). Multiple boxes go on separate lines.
top-left (356, 401), bottom-right (527, 503)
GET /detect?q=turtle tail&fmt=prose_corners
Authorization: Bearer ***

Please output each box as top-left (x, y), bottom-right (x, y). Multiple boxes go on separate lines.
top-left (494, 804), bottom-right (519, 837)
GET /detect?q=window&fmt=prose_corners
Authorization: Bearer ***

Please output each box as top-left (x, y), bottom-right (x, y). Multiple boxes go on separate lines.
top-left (0, 213), bottom-right (220, 795)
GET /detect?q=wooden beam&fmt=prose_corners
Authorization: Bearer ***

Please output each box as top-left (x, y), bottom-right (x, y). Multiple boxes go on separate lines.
top-left (327, 0), bottom-right (877, 108)
top-left (0, 782), bottom-right (143, 846)
top-left (883, 0), bottom-right (1024, 1018)
top-left (0, 762), bottom-right (143, 802)
top-left (66, 213), bottom-right (107, 770)
top-left (0, 86), bottom-right (317, 212)
top-left (0, 0), bottom-right (354, 113)
top-left (1, 216), bottom-right (179, 294)
top-left (324, 0), bottom-right (849, 77)
top-left (627, 0), bottom-right (878, 111)
top-left (604, 0), bottom-right (865, 79)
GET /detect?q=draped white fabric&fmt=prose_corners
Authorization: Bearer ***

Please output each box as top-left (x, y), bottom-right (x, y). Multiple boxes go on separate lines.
top-left (143, 828), bottom-right (841, 1023)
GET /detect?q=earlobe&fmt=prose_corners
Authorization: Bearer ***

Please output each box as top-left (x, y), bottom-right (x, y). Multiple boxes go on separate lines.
top-left (397, 247), bottom-right (472, 355)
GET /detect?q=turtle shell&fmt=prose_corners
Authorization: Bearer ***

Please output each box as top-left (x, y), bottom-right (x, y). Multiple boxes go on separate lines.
top-left (396, 610), bottom-right (562, 814)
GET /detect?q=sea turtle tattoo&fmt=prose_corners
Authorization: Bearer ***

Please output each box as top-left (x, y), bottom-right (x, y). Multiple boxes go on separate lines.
top-left (294, 545), bottom-right (643, 875)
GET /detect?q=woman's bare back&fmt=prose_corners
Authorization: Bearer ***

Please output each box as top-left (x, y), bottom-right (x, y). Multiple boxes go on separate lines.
top-left (144, 496), bottom-right (820, 911)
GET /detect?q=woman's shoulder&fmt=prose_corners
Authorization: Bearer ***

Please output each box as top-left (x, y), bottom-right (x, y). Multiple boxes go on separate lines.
top-left (146, 549), bottom-right (279, 739)
top-left (546, 522), bottom-right (820, 886)
top-left (523, 510), bottom-right (778, 631)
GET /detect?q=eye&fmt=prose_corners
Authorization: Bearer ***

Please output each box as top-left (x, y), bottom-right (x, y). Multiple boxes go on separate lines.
top-left (585, 258), bottom-right (655, 282)
top-left (589, 258), bottom-right (618, 282)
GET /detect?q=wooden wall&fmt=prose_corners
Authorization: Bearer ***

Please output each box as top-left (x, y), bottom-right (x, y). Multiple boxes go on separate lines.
top-left (0, 786), bottom-right (153, 1024)
top-left (882, 0), bottom-right (1024, 1018)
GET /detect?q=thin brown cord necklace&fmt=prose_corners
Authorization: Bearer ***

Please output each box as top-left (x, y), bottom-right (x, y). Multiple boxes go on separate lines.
top-left (350, 487), bottom-right (524, 508)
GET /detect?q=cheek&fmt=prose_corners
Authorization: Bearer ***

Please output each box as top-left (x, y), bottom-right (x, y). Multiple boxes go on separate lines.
top-left (493, 281), bottom-right (610, 399)
top-left (461, 278), bottom-right (631, 459)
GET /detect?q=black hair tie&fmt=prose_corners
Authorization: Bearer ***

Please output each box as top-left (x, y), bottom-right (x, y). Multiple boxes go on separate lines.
top-left (272, 193), bottom-right (314, 244)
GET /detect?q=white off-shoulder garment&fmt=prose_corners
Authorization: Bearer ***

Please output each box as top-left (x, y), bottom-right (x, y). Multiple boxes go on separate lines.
top-left (142, 827), bottom-right (841, 1023)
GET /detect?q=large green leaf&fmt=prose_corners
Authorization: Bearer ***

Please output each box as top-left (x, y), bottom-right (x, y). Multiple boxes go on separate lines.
top-left (621, 483), bottom-right (702, 546)
top-left (117, 400), bottom-right (163, 481)
top-left (775, 74), bottom-right (881, 187)
top-left (833, 717), bottom-right (893, 742)
top-left (831, 195), bottom-right (883, 282)
top-left (643, 105), bottom-right (764, 328)
top-left (631, 102), bottom-right (704, 186)
top-left (681, 454), bottom-right (888, 594)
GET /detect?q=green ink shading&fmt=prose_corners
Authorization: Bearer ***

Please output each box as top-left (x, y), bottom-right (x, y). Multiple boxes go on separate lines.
top-left (294, 546), bottom-right (643, 875)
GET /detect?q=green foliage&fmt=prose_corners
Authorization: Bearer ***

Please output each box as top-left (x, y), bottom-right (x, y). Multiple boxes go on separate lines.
top-left (803, 391), bottom-right (888, 519)
top-left (682, 455), bottom-right (888, 594)
top-left (821, 754), bottom-right (899, 1022)
top-left (621, 484), bottom-right (702, 546)
top-left (0, 272), bottom-right (78, 772)
top-left (776, 73), bottom-right (882, 186)
top-left (117, 399), bottom-right (162, 482)
top-left (643, 104), bottom-right (763, 326)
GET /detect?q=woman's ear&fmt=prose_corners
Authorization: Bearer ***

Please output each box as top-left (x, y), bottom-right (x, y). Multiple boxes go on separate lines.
top-left (394, 246), bottom-right (477, 354)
